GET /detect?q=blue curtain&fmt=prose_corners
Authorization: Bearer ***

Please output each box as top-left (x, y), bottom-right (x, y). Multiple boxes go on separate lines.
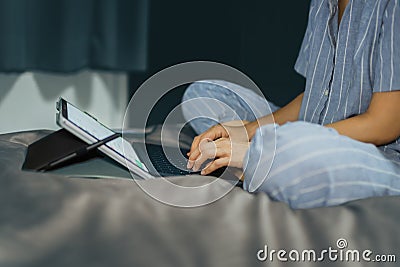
top-left (0, 0), bottom-right (148, 73)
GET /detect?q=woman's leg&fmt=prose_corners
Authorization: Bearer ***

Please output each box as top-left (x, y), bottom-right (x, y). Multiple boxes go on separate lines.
top-left (243, 121), bottom-right (400, 209)
top-left (182, 80), bottom-right (279, 134)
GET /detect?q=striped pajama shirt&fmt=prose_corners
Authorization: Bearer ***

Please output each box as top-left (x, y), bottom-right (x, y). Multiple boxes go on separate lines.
top-left (181, 0), bottom-right (400, 208)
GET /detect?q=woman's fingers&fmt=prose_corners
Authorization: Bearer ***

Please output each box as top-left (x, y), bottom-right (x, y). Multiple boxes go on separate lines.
top-left (189, 135), bottom-right (201, 158)
top-left (189, 124), bottom-right (227, 155)
top-left (187, 146), bottom-right (201, 169)
top-left (188, 138), bottom-right (212, 169)
top-left (189, 139), bottom-right (232, 171)
top-left (201, 158), bottom-right (230, 175)
top-left (187, 137), bottom-right (249, 174)
top-left (191, 140), bottom-right (217, 171)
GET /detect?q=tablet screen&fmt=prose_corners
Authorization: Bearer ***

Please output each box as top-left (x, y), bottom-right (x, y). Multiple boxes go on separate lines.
top-left (65, 101), bottom-right (148, 172)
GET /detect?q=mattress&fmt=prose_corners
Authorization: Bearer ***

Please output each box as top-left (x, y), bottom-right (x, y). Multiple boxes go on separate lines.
top-left (0, 129), bottom-right (399, 267)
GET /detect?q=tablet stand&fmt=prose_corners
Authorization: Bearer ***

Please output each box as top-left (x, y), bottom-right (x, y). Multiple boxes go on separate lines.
top-left (22, 129), bottom-right (102, 171)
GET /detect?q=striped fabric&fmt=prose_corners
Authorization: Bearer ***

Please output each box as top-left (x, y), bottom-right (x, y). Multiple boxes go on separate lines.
top-left (295, 0), bottom-right (400, 159)
top-left (182, 81), bottom-right (400, 208)
top-left (181, 0), bottom-right (400, 208)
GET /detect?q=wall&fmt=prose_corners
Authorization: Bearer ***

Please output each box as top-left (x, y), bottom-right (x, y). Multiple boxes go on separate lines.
top-left (0, 71), bottom-right (127, 134)
top-left (129, 0), bottom-right (309, 126)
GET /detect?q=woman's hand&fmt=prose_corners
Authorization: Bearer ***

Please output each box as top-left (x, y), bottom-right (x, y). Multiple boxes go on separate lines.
top-left (187, 137), bottom-right (250, 175)
top-left (187, 120), bottom-right (250, 167)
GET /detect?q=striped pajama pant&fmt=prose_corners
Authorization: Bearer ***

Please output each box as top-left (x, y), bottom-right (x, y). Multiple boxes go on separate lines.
top-left (181, 80), bottom-right (400, 209)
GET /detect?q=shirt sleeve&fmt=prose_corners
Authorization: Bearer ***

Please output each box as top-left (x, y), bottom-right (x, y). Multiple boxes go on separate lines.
top-left (373, 0), bottom-right (400, 93)
top-left (294, 0), bottom-right (316, 78)
top-left (242, 124), bottom-right (277, 193)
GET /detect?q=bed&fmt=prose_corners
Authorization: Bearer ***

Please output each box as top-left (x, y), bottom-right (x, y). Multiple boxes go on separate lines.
top-left (0, 127), bottom-right (399, 267)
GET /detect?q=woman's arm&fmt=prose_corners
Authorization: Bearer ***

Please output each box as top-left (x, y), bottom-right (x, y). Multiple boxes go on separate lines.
top-left (326, 91), bottom-right (400, 146)
top-left (245, 93), bottom-right (304, 138)
top-left (187, 92), bottom-right (304, 170)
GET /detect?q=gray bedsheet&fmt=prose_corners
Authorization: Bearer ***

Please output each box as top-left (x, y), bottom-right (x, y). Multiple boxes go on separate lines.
top-left (0, 130), bottom-right (399, 267)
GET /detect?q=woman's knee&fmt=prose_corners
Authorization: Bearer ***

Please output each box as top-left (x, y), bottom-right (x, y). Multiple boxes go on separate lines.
top-left (182, 82), bottom-right (201, 102)
top-left (275, 122), bottom-right (341, 172)
top-left (182, 81), bottom-right (229, 103)
top-left (182, 81), bottom-right (228, 133)
top-left (248, 122), bottom-right (341, 206)
top-left (262, 174), bottom-right (333, 209)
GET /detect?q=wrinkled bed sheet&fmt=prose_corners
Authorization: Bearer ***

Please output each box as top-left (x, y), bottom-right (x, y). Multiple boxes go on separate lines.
top-left (0, 129), bottom-right (399, 267)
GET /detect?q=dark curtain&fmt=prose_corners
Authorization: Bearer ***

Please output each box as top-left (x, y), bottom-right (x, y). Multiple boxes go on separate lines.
top-left (0, 0), bottom-right (148, 73)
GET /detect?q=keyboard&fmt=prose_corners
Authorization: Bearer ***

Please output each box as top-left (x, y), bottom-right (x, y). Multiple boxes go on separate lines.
top-left (144, 144), bottom-right (244, 188)
top-left (145, 144), bottom-right (199, 176)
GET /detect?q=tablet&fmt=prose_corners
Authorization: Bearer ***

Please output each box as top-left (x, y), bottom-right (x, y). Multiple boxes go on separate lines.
top-left (56, 97), bottom-right (153, 179)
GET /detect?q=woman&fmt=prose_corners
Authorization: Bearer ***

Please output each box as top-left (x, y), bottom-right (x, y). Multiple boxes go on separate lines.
top-left (182, 0), bottom-right (400, 209)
